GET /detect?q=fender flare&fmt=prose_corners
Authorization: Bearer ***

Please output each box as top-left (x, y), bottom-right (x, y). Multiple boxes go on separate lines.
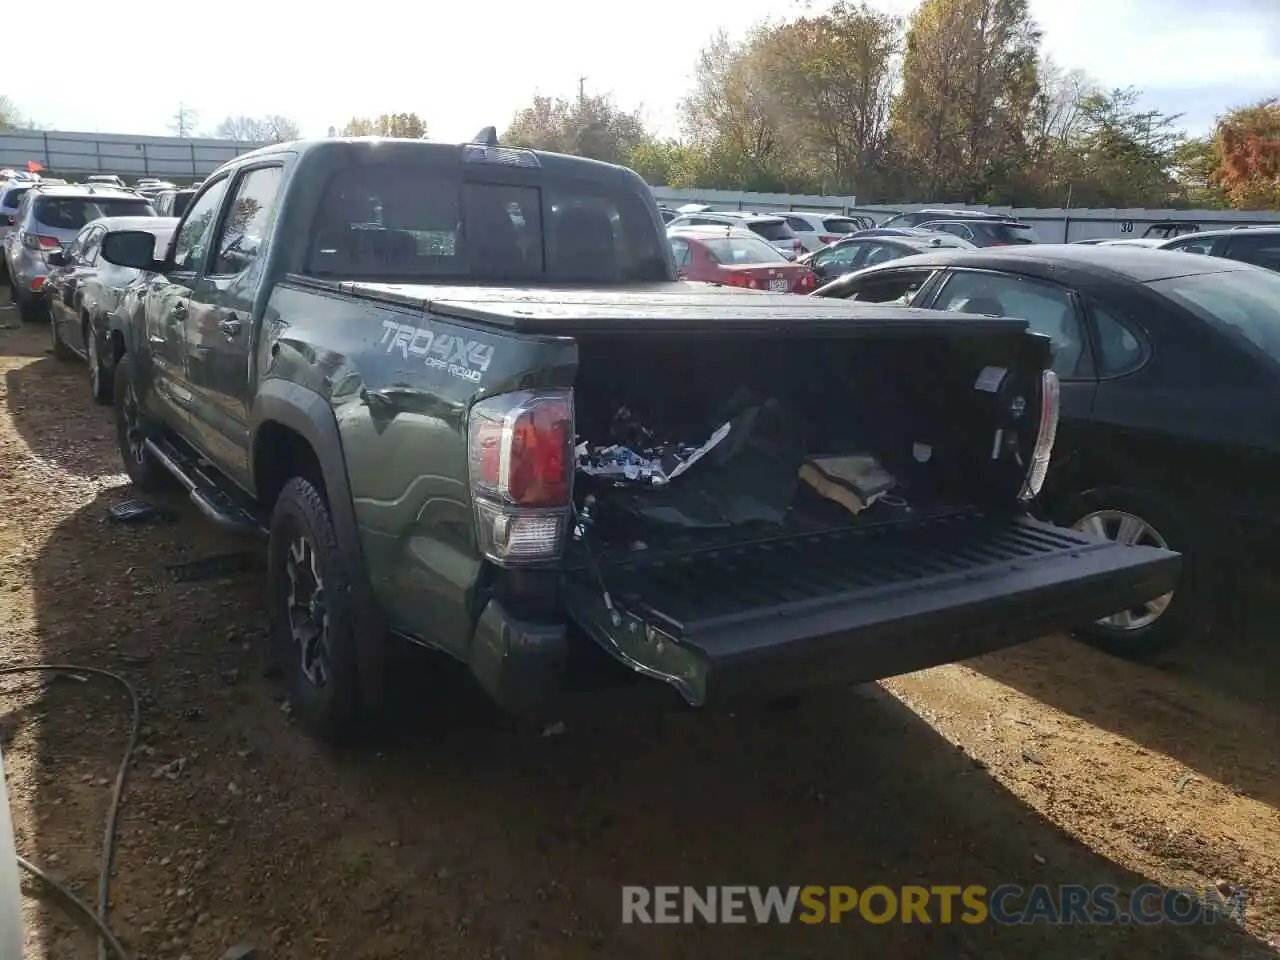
top-left (250, 380), bottom-right (390, 697)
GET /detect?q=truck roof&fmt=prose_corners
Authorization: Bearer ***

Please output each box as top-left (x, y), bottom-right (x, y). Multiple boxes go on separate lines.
top-left (221, 136), bottom-right (647, 190)
top-left (299, 278), bottom-right (1028, 336)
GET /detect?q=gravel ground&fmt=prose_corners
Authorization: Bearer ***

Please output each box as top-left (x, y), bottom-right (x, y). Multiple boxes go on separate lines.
top-left (0, 307), bottom-right (1277, 959)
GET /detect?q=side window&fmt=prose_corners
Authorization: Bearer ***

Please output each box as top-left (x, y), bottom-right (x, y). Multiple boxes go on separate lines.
top-left (844, 268), bottom-right (935, 304)
top-left (828, 244), bottom-right (863, 267)
top-left (212, 166), bottom-right (283, 275)
top-left (669, 238), bottom-right (691, 268)
top-left (1225, 234), bottom-right (1280, 271)
top-left (934, 271), bottom-right (1086, 378)
top-left (1167, 236), bottom-right (1216, 256)
top-left (862, 243), bottom-right (904, 267)
top-left (784, 216), bottom-right (811, 233)
top-left (1089, 302), bottom-right (1145, 377)
top-left (80, 226), bottom-right (104, 265)
top-left (63, 230), bottom-right (88, 265)
top-left (171, 177), bottom-right (230, 272)
top-left (931, 222), bottom-right (974, 241)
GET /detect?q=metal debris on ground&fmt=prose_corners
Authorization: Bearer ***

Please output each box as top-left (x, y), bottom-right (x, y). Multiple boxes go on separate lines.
top-left (164, 552), bottom-right (261, 583)
top-left (107, 499), bottom-right (174, 525)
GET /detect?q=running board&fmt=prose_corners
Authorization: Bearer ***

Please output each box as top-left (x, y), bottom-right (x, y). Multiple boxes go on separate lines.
top-left (143, 438), bottom-right (268, 538)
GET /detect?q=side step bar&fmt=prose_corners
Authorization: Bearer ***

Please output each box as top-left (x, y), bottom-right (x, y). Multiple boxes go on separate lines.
top-left (144, 438), bottom-right (267, 538)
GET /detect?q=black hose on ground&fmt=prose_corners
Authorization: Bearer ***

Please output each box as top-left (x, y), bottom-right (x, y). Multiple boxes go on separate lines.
top-left (0, 663), bottom-right (141, 960)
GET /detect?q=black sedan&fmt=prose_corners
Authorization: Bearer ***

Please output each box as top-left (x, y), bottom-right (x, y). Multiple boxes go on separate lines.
top-left (813, 245), bottom-right (1280, 659)
top-left (44, 215), bottom-right (178, 402)
top-left (799, 231), bottom-right (973, 284)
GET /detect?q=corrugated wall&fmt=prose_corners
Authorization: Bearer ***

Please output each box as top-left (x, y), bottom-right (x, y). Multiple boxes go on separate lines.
top-left (0, 129), bottom-right (268, 180)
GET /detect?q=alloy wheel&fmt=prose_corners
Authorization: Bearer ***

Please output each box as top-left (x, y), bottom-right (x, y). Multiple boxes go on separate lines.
top-left (1074, 509), bottom-right (1174, 631)
top-left (285, 536), bottom-right (331, 688)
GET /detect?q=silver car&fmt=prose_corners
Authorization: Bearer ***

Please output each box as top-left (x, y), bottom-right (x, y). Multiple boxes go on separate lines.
top-left (3, 185), bottom-right (156, 321)
top-left (0, 180), bottom-right (37, 281)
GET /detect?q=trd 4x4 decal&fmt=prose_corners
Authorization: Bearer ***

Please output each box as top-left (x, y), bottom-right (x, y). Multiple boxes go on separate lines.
top-left (379, 319), bottom-right (496, 383)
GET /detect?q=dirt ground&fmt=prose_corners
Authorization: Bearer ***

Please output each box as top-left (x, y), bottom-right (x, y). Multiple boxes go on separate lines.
top-left (0, 307), bottom-right (1277, 960)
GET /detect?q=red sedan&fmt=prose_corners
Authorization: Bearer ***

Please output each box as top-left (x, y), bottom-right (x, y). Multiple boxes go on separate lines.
top-left (669, 227), bottom-right (819, 293)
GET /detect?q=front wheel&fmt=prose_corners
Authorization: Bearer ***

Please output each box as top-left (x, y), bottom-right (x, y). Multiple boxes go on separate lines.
top-left (1058, 488), bottom-right (1206, 660)
top-left (268, 477), bottom-right (363, 743)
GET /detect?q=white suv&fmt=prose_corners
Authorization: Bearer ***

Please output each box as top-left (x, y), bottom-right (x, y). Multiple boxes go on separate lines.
top-left (664, 211), bottom-right (803, 259)
top-left (778, 212), bottom-right (875, 253)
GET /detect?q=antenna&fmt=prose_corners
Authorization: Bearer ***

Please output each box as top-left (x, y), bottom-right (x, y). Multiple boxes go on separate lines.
top-left (472, 126), bottom-right (499, 147)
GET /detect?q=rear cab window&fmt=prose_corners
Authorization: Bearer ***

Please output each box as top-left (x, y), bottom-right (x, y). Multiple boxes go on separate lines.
top-left (305, 161), bottom-right (669, 283)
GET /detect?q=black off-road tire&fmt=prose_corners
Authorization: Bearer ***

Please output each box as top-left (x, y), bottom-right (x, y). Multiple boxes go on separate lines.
top-left (268, 477), bottom-right (363, 744)
top-left (1056, 487), bottom-right (1207, 661)
top-left (112, 353), bottom-right (173, 492)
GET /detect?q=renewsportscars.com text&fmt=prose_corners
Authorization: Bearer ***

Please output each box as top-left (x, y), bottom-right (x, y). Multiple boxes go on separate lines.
top-left (621, 884), bottom-right (1246, 926)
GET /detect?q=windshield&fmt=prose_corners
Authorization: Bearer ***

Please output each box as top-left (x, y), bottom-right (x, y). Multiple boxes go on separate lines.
top-left (747, 219), bottom-right (796, 242)
top-left (1150, 269), bottom-right (1280, 361)
top-left (305, 162), bottom-right (669, 283)
top-left (33, 197), bottom-right (156, 230)
top-left (700, 235), bottom-right (789, 265)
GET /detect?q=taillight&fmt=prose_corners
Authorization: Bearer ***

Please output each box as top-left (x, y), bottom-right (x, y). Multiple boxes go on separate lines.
top-left (1018, 370), bottom-right (1059, 500)
top-left (22, 234), bottom-right (61, 252)
top-left (29, 276), bottom-right (45, 293)
top-left (468, 390), bottom-right (574, 564)
top-left (797, 271), bottom-right (817, 291)
top-left (723, 272), bottom-right (759, 289)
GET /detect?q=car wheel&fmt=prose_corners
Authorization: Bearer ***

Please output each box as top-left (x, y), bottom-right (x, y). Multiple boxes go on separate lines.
top-left (269, 477), bottom-right (363, 743)
top-left (1057, 488), bottom-right (1206, 660)
top-left (86, 318), bottom-right (112, 403)
top-left (49, 312), bottom-right (74, 360)
top-left (112, 353), bottom-right (172, 491)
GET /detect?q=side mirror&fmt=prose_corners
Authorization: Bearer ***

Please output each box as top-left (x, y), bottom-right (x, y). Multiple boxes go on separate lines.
top-left (100, 230), bottom-right (165, 272)
top-left (46, 250), bottom-right (66, 267)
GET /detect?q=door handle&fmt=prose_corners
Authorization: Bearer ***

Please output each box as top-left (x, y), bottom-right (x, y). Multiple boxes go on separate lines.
top-left (219, 315), bottom-right (243, 338)
top-left (171, 302), bottom-right (188, 319)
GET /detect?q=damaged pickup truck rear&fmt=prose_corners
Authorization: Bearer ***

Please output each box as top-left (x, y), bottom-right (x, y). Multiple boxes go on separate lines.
top-left (96, 134), bottom-right (1179, 741)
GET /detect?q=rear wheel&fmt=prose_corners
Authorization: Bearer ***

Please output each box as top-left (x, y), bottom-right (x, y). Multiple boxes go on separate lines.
top-left (112, 354), bottom-right (172, 491)
top-left (1058, 488), bottom-right (1205, 660)
top-left (15, 285), bottom-right (43, 323)
top-left (268, 477), bottom-right (363, 743)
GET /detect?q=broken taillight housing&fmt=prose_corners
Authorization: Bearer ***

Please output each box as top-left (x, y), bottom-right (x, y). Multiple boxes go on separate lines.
top-left (468, 390), bottom-right (574, 564)
top-left (1018, 369), bottom-right (1059, 500)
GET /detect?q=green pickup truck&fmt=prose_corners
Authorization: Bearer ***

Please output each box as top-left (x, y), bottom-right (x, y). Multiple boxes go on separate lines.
top-left (95, 132), bottom-right (1179, 742)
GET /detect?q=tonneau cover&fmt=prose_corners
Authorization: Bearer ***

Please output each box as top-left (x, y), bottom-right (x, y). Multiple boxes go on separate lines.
top-left (291, 277), bottom-right (1031, 336)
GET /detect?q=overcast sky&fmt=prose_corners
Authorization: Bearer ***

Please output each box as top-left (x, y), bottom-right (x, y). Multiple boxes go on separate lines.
top-left (9, 0), bottom-right (1278, 141)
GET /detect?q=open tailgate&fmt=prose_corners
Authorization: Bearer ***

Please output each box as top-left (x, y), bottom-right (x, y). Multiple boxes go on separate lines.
top-left (564, 513), bottom-right (1179, 705)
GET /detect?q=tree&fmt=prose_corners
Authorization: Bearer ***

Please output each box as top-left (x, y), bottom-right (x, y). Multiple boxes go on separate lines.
top-left (751, 3), bottom-right (901, 195)
top-left (214, 114), bottom-right (301, 142)
top-left (1064, 87), bottom-right (1185, 207)
top-left (338, 113), bottom-right (427, 138)
top-left (168, 103), bottom-right (200, 138)
top-left (0, 95), bottom-right (16, 131)
top-left (890, 0), bottom-right (1041, 200)
top-left (1212, 99), bottom-right (1280, 210)
top-left (503, 91), bottom-right (649, 165)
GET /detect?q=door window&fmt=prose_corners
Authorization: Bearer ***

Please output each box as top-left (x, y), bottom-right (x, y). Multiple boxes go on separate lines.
top-left (1224, 233), bottom-right (1280, 271)
top-left (861, 243), bottom-right (906, 267)
top-left (1089, 302), bottom-right (1145, 376)
top-left (934, 271), bottom-right (1087, 377)
top-left (80, 225), bottom-right (104, 265)
top-left (212, 166), bottom-right (283, 275)
top-left (784, 216), bottom-right (812, 233)
top-left (171, 177), bottom-right (230, 272)
top-left (1164, 235), bottom-right (1217, 256)
top-left (669, 238), bottom-right (691, 268)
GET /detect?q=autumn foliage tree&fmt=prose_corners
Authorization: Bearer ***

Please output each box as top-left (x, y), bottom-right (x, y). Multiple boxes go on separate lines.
top-left (503, 92), bottom-right (648, 166)
top-left (339, 113), bottom-right (428, 138)
top-left (1212, 99), bottom-right (1280, 210)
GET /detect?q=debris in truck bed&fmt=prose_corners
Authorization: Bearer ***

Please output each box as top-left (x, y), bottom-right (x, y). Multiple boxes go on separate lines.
top-left (576, 419), bottom-right (732, 486)
top-left (799, 455), bottom-right (897, 516)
